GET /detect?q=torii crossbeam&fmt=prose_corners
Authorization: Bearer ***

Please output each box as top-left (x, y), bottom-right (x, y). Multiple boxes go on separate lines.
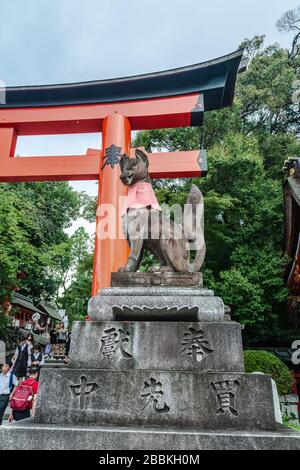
top-left (0, 49), bottom-right (243, 295)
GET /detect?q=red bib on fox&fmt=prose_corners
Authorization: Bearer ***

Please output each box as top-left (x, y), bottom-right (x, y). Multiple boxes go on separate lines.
top-left (121, 182), bottom-right (161, 216)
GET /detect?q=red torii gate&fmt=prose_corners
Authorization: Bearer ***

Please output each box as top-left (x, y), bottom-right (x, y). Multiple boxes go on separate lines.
top-left (0, 50), bottom-right (243, 295)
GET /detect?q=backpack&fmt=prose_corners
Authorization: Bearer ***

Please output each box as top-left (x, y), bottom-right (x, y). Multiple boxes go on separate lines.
top-left (10, 380), bottom-right (35, 411)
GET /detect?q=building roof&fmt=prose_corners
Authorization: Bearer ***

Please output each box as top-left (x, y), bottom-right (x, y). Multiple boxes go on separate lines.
top-left (37, 302), bottom-right (62, 321)
top-left (1, 49), bottom-right (244, 111)
top-left (11, 293), bottom-right (45, 316)
top-left (10, 293), bottom-right (62, 321)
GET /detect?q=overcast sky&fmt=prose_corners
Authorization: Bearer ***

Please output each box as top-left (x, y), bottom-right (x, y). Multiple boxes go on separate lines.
top-left (1, 0), bottom-right (298, 86)
top-left (1, 0), bottom-right (298, 235)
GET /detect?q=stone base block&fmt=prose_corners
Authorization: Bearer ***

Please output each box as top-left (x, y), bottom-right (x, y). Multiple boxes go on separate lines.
top-left (69, 321), bottom-right (244, 372)
top-left (1, 421), bottom-right (300, 450)
top-left (88, 287), bottom-right (224, 321)
top-left (35, 369), bottom-right (279, 431)
top-left (111, 271), bottom-right (203, 288)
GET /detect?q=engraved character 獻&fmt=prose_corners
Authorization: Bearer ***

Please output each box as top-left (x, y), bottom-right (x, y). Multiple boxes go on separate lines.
top-left (100, 327), bottom-right (132, 359)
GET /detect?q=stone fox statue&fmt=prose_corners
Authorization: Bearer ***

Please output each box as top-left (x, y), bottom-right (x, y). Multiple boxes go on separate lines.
top-left (119, 149), bottom-right (206, 273)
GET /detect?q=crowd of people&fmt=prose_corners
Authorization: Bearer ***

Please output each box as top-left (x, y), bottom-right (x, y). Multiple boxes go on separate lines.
top-left (47, 322), bottom-right (71, 362)
top-left (0, 322), bottom-right (71, 426)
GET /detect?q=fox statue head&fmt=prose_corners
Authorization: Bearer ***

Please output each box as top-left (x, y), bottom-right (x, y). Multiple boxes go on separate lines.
top-left (119, 149), bottom-right (150, 186)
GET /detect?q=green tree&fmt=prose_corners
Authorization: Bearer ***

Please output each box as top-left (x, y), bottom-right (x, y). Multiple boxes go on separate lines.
top-left (59, 251), bottom-right (93, 326)
top-left (244, 350), bottom-right (292, 395)
top-left (0, 181), bottom-right (89, 304)
top-left (0, 188), bottom-right (39, 302)
top-left (277, 5), bottom-right (300, 59)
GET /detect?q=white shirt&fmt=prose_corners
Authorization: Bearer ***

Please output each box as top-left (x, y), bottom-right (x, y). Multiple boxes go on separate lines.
top-left (0, 372), bottom-right (18, 395)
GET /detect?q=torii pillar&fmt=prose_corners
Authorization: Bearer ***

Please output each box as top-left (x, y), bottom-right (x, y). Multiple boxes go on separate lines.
top-left (93, 113), bottom-right (131, 295)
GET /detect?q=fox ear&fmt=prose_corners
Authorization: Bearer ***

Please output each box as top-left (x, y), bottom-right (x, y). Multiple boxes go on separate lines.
top-left (135, 149), bottom-right (149, 166)
top-left (120, 153), bottom-right (129, 170)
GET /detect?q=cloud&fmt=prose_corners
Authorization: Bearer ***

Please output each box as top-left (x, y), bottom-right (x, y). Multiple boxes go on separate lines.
top-left (0, 0), bottom-right (298, 86)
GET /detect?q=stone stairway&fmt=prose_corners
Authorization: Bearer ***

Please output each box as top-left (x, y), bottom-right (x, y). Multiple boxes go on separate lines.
top-left (44, 358), bottom-right (66, 368)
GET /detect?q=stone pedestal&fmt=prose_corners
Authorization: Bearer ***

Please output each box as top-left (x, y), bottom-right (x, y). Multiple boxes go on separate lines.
top-left (1, 275), bottom-right (300, 450)
top-left (280, 394), bottom-right (300, 426)
top-left (68, 321), bottom-right (244, 371)
top-left (34, 368), bottom-right (280, 431)
top-left (2, 422), bottom-right (300, 450)
top-left (88, 287), bottom-right (224, 321)
top-left (111, 271), bottom-right (203, 287)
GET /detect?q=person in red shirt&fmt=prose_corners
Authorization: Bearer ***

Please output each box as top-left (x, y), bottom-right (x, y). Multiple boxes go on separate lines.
top-left (9, 367), bottom-right (39, 422)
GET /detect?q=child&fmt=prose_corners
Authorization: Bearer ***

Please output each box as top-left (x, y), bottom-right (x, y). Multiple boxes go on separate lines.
top-left (44, 342), bottom-right (52, 359)
top-left (0, 362), bottom-right (18, 425)
top-left (9, 367), bottom-right (39, 422)
top-left (31, 345), bottom-right (44, 371)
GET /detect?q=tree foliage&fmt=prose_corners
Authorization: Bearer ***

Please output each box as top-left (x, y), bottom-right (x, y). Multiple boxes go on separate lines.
top-left (0, 181), bottom-right (89, 304)
top-left (59, 251), bottom-right (93, 326)
top-left (244, 350), bottom-right (292, 395)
